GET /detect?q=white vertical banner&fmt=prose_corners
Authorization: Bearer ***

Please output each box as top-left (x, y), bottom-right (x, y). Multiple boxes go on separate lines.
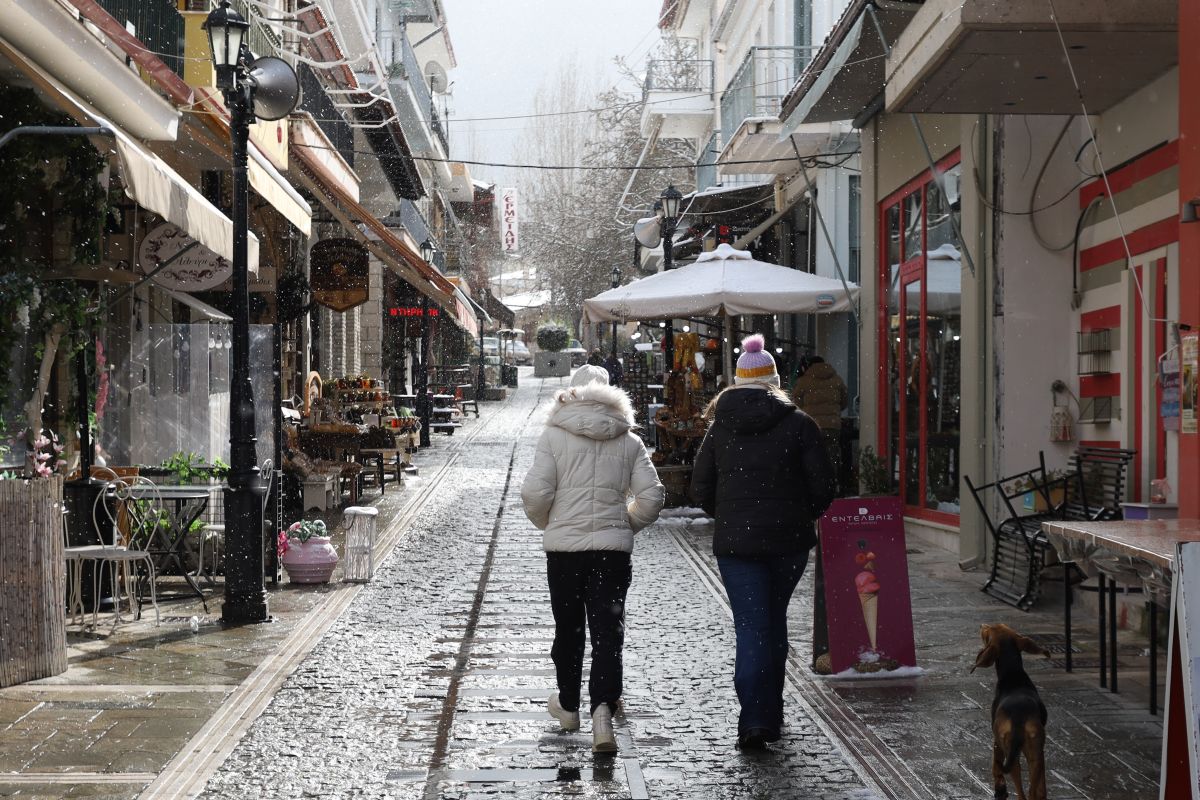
top-left (501, 187), bottom-right (519, 253)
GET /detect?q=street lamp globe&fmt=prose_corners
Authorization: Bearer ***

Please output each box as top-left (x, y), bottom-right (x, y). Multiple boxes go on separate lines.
top-left (420, 239), bottom-right (436, 263)
top-left (610, 264), bottom-right (621, 288)
top-left (203, 1), bottom-right (250, 89)
top-left (660, 185), bottom-right (683, 222)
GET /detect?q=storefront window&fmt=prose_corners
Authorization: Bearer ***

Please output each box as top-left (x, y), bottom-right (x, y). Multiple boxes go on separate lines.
top-left (879, 153), bottom-right (962, 521)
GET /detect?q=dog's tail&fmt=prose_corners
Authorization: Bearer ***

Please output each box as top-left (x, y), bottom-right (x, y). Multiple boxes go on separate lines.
top-left (1001, 727), bottom-right (1024, 773)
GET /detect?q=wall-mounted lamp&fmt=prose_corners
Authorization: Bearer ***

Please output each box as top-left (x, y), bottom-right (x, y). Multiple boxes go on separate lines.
top-left (1182, 199), bottom-right (1200, 223)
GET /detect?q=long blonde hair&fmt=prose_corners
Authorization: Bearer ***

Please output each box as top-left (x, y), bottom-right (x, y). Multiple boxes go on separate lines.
top-left (702, 382), bottom-right (795, 424)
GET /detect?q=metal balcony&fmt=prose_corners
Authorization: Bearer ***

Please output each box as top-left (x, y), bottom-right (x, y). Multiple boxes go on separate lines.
top-left (717, 46), bottom-right (822, 176)
top-left (94, 0), bottom-right (185, 78)
top-left (719, 46), bottom-right (814, 136)
top-left (387, 30), bottom-right (449, 157)
top-left (640, 59), bottom-right (715, 140)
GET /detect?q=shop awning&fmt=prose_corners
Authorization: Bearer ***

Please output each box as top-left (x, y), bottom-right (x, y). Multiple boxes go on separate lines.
top-left (0, 1), bottom-right (180, 141)
top-left (166, 290), bottom-right (232, 323)
top-left (291, 144), bottom-right (457, 310)
top-left (248, 144), bottom-right (312, 236)
top-left (779, 0), bottom-right (922, 130)
top-left (452, 286), bottom-right (480, 339)
top-left (191, 88), bottom-right (313, 237)
top-left (0, 37), bottom-right (258, 271)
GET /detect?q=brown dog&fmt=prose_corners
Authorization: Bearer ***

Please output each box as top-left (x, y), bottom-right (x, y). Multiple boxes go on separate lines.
top-left (972, 624), bottom-right (1049, 800)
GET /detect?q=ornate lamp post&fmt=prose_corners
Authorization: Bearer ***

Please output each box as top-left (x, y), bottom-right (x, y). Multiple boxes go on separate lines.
top-left (204, 1), bottom-right (297, 624)
top-left (417, 239), bottom-right (435, 448)
top-left (659, 185), bottom-right (682, 384)
top-left (609, 264), bottom-right (621, 359)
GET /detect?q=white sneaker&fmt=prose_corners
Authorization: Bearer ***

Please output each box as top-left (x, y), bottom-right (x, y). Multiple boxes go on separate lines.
top-left (592, 704), bottom-right (617, 753)
top-left (547, 692), bottom-right (580, 731)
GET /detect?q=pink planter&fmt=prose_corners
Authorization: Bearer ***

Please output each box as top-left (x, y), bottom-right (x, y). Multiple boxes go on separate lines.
top-left (281, 536), bottom-right (339, 584)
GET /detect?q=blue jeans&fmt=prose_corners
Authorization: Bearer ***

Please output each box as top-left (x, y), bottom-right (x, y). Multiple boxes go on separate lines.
top-left (717, 552), bottom-right (809, 735)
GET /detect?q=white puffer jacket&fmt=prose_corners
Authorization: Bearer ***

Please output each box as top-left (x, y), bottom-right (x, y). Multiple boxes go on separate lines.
top-left (521, 380), bottom-right (665, 552)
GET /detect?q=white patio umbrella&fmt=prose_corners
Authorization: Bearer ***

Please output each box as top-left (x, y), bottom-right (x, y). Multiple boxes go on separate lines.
top-left (582, 243), bottom-right (859, 378)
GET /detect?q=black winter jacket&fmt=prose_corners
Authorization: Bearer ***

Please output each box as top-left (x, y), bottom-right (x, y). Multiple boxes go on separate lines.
top-left (690, 386), bottom-right (836, 556)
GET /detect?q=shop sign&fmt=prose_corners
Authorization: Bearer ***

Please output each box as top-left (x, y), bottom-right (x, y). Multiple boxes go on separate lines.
top-left (388, 307), bottom-right (439, 317)
top-left (818, 497), bottom-right (916, 674)
top-left (1162, 354), bottom-right (1181, 431)
top-left (310, 238), bottom-right (369, 312)
top-left (1184, 333), bottom-right (1198, 435)
top-left (501, 187), bottom-right (518, 252)
top-left (138, 222), bottom-right (232, 291)
top-left (816, 293), bottom-right (835, 309)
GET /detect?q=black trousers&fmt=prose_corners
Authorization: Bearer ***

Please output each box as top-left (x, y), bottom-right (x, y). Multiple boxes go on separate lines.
top-left (546, 550), bottom-right (632, 715)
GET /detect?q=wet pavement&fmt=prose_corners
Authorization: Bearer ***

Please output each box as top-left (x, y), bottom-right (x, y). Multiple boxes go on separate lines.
top-left (0, 369), bottom-right (1164, 798)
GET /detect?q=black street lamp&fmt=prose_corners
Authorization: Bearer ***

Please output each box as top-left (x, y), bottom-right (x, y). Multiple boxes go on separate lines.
top-left (659, 185), bottom-right (682, 383)
top-left (609, 264), bottom-right (621, 359)
top-left (204, 1), bottom-right (298, 625)
top-left (417, 240), bottom-right (435, 448)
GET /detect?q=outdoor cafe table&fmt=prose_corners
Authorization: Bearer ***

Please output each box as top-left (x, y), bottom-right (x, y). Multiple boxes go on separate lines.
top-left (122, 484), bottom-right (211, 611)
top-left (1041, 517), bottom-right (1200, 714)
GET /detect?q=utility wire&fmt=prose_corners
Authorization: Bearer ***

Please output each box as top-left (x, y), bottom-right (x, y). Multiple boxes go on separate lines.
top-left (283, 138), bottom-right (860, 171)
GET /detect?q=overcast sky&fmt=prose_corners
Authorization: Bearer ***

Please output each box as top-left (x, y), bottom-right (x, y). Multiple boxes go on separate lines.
top-left (441, 0), bottom-right (661, 188)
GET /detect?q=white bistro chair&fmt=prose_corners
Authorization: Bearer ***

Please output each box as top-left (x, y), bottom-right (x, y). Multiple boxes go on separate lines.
top-left (75, 474), bottom-right (161, 627)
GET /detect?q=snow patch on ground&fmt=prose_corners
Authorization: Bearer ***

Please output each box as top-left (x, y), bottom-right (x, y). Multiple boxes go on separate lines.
top-left (660, 506), bottom-right (708, 518)
top-left (821, 665), bottom-right (927, 681)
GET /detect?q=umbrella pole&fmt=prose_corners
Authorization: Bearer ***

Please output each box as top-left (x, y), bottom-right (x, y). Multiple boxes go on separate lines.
top-left (722, 308), bottom-right (734, 386)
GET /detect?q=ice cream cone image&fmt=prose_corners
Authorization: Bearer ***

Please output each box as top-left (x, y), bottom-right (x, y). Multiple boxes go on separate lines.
top-left (855, 540), bottom-right (881, 652)
top-left (859, 592), bottom-right (879, 650)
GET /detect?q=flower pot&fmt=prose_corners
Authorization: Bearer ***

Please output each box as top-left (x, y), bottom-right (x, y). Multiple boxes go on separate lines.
top-left (281, 536), bottom-right (339, 584)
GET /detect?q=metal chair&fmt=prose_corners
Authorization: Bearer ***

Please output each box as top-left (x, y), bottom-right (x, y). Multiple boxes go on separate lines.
top-left (82, 474), bottom-right (161, 627)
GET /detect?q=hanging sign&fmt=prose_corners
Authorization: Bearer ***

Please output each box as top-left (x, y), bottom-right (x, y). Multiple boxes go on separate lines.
top-left (138, 222), bottom-right (231, 291)
top-left (310, 238), bottom-right (369, 312)
top-left (1183, 333), bottom-right (1198, 435)
top-left (818, 498), bottom-right (917, 674)
top-left (1162, 354), bottom-right (1181, 432)
top-left (501, 187), bottom-right (518, 253)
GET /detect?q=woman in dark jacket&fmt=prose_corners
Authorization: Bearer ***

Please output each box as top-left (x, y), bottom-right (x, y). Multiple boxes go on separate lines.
top-left (690, 334), bottom-right (836, 749)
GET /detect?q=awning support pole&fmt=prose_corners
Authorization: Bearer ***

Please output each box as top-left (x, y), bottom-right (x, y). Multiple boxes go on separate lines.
top-left (722, 308), bottom-right (734, 385)
top-left (790, 137), bottom-right (860, 329)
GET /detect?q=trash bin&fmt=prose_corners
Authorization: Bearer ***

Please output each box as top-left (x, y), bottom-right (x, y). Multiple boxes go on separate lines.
top-left (342, 506), bottom-right (378, 582)
top-left (503, 365), bottom-right (519, 388)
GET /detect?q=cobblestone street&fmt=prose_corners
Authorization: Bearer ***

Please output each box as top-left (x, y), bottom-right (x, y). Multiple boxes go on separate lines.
top-left (0, 372), bottom-right (1165, 799)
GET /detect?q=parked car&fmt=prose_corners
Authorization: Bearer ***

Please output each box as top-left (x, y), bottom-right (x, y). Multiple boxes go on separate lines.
top-left (511, 340), bottom-right (531, 365)
top-left (564, 338), bottom-right (588, 367)
top-left (475, 336), bottom-right (499, 357)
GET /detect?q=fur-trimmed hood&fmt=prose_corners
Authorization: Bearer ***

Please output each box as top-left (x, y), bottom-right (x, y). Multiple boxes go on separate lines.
top-left (547, 382), bottom-right (635, 441)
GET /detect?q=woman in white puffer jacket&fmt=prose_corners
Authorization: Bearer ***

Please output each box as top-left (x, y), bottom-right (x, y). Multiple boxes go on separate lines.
top-left (521, 364), bottom-right (664, 753)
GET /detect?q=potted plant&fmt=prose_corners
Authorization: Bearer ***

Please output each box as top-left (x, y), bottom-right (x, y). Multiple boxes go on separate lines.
top-left (856, 446), bottom-right (892, 497)
top-left (534, 325), bottom-right (571, 378)
top-left (278, 519), bottom-right (338, 584)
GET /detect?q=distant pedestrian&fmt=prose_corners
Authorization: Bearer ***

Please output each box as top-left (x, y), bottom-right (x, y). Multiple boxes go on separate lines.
top-left (520, 365), bottom-right (665, 753)
top-left (587, 349), bottom-right (605, 366)
top-left (790, 355), bottom-right (849, 493)
top-left (690, 334), bottom-right (836, 750)
top-left (603, 353), bottom-right (624, 387)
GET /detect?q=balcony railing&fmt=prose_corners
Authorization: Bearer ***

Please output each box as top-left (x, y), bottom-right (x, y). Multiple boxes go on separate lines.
top-left (95, 0), bottom-right (185, 78)
top-left (643, 59), bottom-right (714, 99)
top-left (396, 31), bottom-right (449, 155)
top-left (696, 130), bottom-right (722, 192)
top-left (299, 64), bottom-right (355, 168)
top-left (719, 46), bottom-right (814, 137)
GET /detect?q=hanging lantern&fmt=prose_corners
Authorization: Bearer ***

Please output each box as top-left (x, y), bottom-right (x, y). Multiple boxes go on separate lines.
top-left (705, 338), bottom-right (720, 352)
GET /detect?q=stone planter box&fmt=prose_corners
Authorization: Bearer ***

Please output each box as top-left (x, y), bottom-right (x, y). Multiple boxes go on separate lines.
top-left (0, 477), bottom-right (67, 688)
top-left (534, 351), bottom-right (571, 378)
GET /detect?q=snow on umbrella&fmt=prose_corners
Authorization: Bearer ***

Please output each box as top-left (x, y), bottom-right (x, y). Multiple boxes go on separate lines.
top-left (580, 243), bottom-right (858, 325)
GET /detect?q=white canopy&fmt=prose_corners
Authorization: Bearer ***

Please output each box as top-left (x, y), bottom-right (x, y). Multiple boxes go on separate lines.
top-left (581, 243), bottom-right (858, 324)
